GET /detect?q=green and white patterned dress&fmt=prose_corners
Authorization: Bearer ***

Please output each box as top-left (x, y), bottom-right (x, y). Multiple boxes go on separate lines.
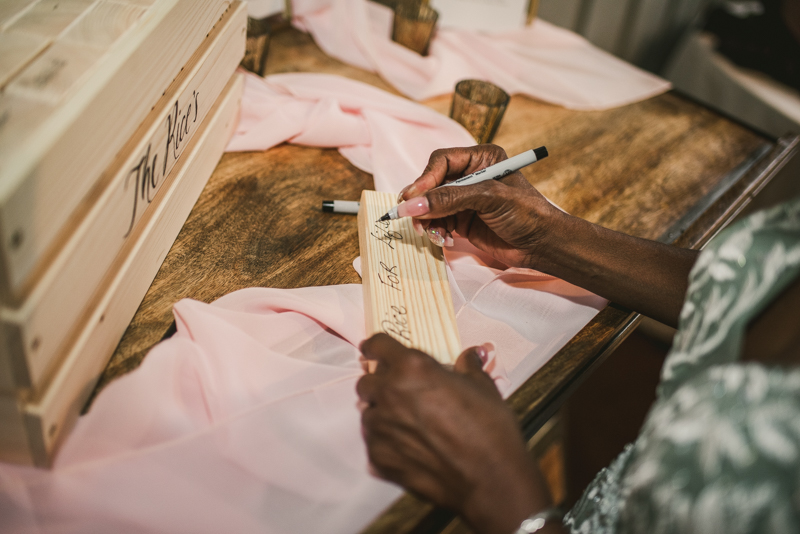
top-left (564, 197), bottom-right (800, 534)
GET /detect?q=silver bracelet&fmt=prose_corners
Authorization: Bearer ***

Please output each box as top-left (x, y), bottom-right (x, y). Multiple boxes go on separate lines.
top-left (513, 507), bottom-right (563, 534)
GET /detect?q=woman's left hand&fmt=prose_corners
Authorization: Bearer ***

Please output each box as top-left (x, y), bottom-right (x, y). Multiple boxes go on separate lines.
top-left (356, 334), bottom-right (554, 534)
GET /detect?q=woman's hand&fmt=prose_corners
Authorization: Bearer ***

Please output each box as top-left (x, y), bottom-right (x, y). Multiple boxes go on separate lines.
top-left (398, 144), bottom-right (699, 327)
top-left (397, 145), bottom-right (563, 269)
top-left (357, 334), bottom-right (555, 534)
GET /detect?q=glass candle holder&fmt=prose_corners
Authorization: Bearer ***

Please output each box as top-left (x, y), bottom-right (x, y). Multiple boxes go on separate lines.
top-left (391, 2), bottom-right (438, 56)
top-left (449, 79), bottom-right (510, 144)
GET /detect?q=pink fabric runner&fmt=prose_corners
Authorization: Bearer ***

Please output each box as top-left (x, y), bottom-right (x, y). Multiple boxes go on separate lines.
top-left (0, 72), bottom-right (608, 532)
top-left (292, 0), bottom-right (671, 108)
top-left (226, 71), bottom-right (476, 191)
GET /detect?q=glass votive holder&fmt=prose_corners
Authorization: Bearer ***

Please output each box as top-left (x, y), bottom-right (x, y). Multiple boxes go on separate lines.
top-left (449, 80), bottom-right (510, 144)
top-left (392, 2), bottom-right (438, 56)
top-left (240, 16), bottom-right (271, 76)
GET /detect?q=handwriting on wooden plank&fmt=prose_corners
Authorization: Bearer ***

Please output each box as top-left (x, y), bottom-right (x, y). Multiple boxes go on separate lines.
top-left (358, 190), bottom-right (461, 365)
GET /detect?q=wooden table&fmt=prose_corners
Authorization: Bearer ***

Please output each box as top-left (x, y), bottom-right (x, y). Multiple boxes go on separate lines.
top-left (93, 27), bottom-right (798, 534)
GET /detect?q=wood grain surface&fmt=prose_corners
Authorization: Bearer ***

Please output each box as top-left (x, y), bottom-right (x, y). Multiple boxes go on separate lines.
top-left (89, 25), bottom-right (784, 533)
top-left (358, 191), bottom-right (461, 366)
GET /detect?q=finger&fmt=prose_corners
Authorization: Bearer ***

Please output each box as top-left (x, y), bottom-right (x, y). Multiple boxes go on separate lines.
top-left (421, 178), bottom-right (509, 221)
top-left (453, 346), bottom-right (485, 374)
top-left (356, 373), bottom-right (380, 403)
top-left (412, 218), bottom-right (425, 237)
top-left (422, 171), bottom-right (547, 225)
top-left (425, 218), bottom-right (448, 247)
top-left (401, 145), bottom-right (509, 201)
top-left (453, 344), bottom-right (501, 396)
top-left (359, 333), bottom-right (409, 370)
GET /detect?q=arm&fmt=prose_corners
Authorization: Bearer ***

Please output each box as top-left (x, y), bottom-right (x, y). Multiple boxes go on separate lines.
top-left (399, 145), bottom-right (698, 328)
top-left (357, 334), bottom-right (566, 534)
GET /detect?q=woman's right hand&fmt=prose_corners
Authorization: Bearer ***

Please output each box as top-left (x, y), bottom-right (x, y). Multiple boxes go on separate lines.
top-left (398, 145), bottom-right (563, 270)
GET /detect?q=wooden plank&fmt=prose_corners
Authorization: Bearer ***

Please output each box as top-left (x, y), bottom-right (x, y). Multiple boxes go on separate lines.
top-left (0, 0), bottom-right (231, 303)
top-left (0, 1), bottom-right (246, 394)
top-left (0, 31), bottom-right (49, 88)
top-left (0, 0), bottom-right (38, 30)
top-left (3, 0), bottom-right (94, 39)
top-left (0, 72), bottom-right (243, 467)
top-left (60, 1), bottom-right (147, 48)
top-left (358, 191), bottom-right (461, 366)
top-left (7, 39), bottom-right (105, 103)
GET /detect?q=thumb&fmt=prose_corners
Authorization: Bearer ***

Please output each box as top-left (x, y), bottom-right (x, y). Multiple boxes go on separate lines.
top-left (454, 344), bottom-right (501, 397)
top-left (453, 344), bottom-right (490, 375)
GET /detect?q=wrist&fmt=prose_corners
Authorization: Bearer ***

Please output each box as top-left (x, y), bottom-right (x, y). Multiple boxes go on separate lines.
top-left (512, 508), bottom-right (565, 534)
top-left (459, 458), bottom-right (552, 534)
top-left (520, 199), bottom-right (569, 272)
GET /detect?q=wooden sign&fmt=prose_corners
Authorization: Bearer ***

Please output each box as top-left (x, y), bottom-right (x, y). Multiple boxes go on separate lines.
top-left (0, 0), bottom-right (246, 394)
top-left (0, 0), bottom-right (230, 302)
top-left (357, 190), bottom-right (461, 365)
top-left (0, 72), bottom-right (244, 467)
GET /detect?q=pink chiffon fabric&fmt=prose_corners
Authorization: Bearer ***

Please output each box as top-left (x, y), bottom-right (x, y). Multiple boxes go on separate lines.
top-left (292, 0), bottom-right (671, 108)
top-left (226, 70), bottom-right (476, 191)
top-left (0, 72), bottom-right (608, 532)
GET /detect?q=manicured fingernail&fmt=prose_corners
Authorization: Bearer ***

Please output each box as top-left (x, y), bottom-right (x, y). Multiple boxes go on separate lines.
top-left (413, 219), bottom-right (425, 236)
top-left (396, 188), bottom-right (408, 203)
top-left (443, 232), bottom-right (454, 247)
top-left (480, 342), bottom-right (495, 363)
top-left (427, 227), bottom-right (445, 247)
top-left (476, 346), bottom-right (488, 363)
top-left (397, 197), bottom-right (430, 218)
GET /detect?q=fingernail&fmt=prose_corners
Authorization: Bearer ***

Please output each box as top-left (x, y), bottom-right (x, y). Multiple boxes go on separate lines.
top-left (413, 219), bottom-right (424, 236)
top-left (396, 185), bottom-right (413, 203)
top-left (397, 197), bottom-right (430, 218)
top-left (443, 232), bottom-right (454, 247)
top-left (479, 342), bottom-right (495, 364)
top-left (427, 227), bottom-right (445, 247)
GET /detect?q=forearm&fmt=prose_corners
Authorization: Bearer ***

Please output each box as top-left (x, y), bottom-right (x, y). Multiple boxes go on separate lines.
top-left (535, 212), bottom-right (698, 328)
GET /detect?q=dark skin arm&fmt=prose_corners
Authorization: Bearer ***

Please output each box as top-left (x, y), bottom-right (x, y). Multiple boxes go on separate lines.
top-left (398, 145), bottom-right (698, 328)
top-left (357, 334), bottom-right (565, 534)
top-left (357, 145), bottom-right (701, 532)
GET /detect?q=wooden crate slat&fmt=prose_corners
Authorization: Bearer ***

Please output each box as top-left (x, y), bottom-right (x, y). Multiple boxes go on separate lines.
top-left (0, 31), bottom-right (49, 88)
top-left (3, 0), bottom-right (94, 39)
top-left (60, 1), bottom-right (146, 48)
top-left (357, 190), bottom-right (461, 366)
top-left (6, 39), bottom-right (105, 103)
top-left (0, 0), bottom-right (39, 31)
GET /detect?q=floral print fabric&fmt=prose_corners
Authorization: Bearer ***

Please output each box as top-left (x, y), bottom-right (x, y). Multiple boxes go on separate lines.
top-left (565, 198), bottom-right (800, 534)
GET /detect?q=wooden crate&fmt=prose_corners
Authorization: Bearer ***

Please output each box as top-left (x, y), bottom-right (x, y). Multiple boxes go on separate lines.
top-left (0, 72), bottom-right (244, 467)
top-left (0, 1), bottom-right (246, 394)
top-left (0, 0), bottom-right (231, 303)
